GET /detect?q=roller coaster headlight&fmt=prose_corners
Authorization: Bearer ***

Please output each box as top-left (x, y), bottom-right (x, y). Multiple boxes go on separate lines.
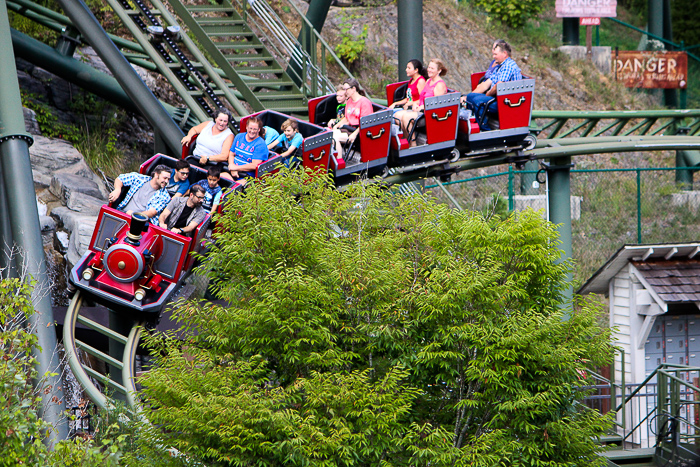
top-left (82, 268), bottom-right (94, 281)
top-left (103, 244), bottom-right (144, 283)
top-left (134, 288), bottom-right (146, 302)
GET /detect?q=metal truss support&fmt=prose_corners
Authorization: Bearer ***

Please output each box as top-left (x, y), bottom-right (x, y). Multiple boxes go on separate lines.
top-left (0, 0), bottom-right (67, 442)
top-left (54, 0), bottom-right (184, 156)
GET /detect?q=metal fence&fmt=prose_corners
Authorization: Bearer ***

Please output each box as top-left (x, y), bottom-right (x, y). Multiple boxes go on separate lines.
top-left (426, 167), bottom-right (700, 284)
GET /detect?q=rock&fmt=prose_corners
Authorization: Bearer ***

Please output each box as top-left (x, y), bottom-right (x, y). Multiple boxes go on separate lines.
top-left (39, 215), bottom-right (56, 232)
top-left (66, 191), bottom-right (105, 215)
top-left (51, 207), bottom-right (98, 267)
top-left (50, 173), bottom-right (104, 204)
top-left (547, 67), bottom-right (563, 82)
top-left (28, 135), bottom-right (108, 198)
top-left (50, 206), bottom-right (96, 233)
top-left (24, 107), bottom-right (40, 135)
top-left (55, 231), bottom-right (69, 254)
top-left (66, 218), bottom-right (98, 268)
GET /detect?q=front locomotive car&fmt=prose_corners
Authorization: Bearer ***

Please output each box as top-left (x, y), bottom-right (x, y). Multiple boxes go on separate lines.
top-left (69, 207), bottom-right (208, 316)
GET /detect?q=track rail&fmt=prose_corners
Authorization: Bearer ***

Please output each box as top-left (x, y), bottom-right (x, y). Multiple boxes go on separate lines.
top-left (532, 109), bottom-right (700, 139)
top-left (63, 291), bottom-right (142, 410)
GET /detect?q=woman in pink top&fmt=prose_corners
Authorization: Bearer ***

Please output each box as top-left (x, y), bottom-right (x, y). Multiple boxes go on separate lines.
top-left (395, 59), bottom-right (448, 147)
top-left (332, 78), bottom-right (373, 159)
top-left (389, 59), bottom-right (428, 111)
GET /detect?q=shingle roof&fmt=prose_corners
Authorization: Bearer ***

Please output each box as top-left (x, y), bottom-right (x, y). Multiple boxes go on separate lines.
top-left (630, 259), bottom-right (700, 303)
top-left (578, 243), bottom-right (700, 296)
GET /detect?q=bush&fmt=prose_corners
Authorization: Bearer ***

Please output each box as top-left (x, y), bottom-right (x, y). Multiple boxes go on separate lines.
top-left (475, 0), bottom-right (544, 29)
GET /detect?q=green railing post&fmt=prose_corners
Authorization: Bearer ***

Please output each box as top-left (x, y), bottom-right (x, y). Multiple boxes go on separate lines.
top-left (611, 352), bottom-right (617, 423)
top-left (621, 350), bottom-right (626, 432)
top-left (637, 168), bottom-right (642, 243)
top-left (508, 165), bottom-right (514, 211)
top-left (659, 369), bottom-right (668, 442)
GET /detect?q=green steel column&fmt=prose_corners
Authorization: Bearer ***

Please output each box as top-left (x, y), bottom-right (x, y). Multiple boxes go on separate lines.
top-left (54, 0), bottom-right (184, 156)
top-left (0, 0), bottom-right (68, 442)
top-left (562, 18), bottom-right (579, 45)
top-left (397, 0), bottom-right (423, 82)
top-left (0, 163), bottom-right (15, 278)
top-left (304, 0), bottom-right (333, 34)
top-left (288, 0), bottom-right (332, 88)
top-left (11, 29), bottom-right (140, 115)
top-left (648, 0), bottom-right (663, 44)
top-left (662, 0), bottom-right (677, 108)
top-left (547, 157), bottom-right (573, 311)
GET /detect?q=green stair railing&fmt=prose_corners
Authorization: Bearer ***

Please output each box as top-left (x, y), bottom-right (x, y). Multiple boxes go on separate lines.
top-left (167, 0), bottom-right (308, 114)
top-left (587, 356), bottom-right (700, 465)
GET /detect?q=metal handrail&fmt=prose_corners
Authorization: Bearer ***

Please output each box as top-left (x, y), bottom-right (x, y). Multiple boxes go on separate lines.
top-left (274, 0), bottom-right (361, 94)
top-left (233, 0), bottom-right (335, 96)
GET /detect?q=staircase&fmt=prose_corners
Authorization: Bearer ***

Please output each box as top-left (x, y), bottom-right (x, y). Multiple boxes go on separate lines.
top-left (168, 0), bottom-right (308, 114)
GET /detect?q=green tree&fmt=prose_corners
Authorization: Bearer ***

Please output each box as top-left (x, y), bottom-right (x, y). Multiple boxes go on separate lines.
top-left (140, 170), bottom-right (614, 466)
top-left (0, 277), bottom-right (124, 466)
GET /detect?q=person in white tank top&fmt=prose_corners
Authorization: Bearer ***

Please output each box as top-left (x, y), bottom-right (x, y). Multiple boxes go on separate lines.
top-left (181, 108), bottom-right (235, 180)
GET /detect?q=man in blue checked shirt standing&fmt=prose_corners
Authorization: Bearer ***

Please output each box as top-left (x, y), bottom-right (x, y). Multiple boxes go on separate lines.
top-left (463, 39), bottom-right (522, 131)
top-left (107, 164), bottom-right (172, 224)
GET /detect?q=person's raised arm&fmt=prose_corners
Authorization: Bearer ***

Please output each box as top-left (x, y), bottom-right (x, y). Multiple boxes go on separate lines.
top-left (181, 121), bottom-right (208, 146)
top-left (108, 177), bottom-right (124, 203)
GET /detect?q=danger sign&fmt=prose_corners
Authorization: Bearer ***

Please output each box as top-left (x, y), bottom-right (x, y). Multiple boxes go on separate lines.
top-left (613, 51), bottom-right (688, 89)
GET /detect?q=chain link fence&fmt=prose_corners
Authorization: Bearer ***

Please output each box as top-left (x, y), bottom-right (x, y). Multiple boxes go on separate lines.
top-left (426, 167), bottom-right (700, 285)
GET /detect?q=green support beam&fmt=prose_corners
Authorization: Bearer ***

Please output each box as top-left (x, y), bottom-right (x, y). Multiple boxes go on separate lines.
top-left (54, 0), bottom-right (184, 156)
top-left (397, 0), bottom-right (423, 82)
top-left (0, 0), bottom-right (67, 442)
top-left (545, 157), bottom-right (574, 311)
top-left (11, 28), bottom-right (201, 129)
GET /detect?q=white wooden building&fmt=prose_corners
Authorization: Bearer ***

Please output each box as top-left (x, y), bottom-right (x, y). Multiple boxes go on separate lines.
top-left (579, 243), bottom-right (700, 446)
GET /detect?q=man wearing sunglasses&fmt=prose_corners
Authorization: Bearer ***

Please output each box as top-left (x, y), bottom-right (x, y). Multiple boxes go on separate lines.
top-left (158, 184), bottom-right (208, 236)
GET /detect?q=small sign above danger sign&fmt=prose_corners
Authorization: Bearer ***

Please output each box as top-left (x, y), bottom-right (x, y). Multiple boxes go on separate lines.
top-left (580, 17), bottom-right (601, 25)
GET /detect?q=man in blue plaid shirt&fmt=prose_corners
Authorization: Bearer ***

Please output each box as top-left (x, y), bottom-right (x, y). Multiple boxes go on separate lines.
top-left (107, 164), bottom-right (172, 224)
top-left (463, 39), bottom-right (523, 130)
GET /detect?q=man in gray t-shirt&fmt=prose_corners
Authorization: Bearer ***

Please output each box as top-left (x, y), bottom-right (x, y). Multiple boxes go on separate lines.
top-left (123, 182), bottom-right (157, 213)
top-left (108, 165), bottom-right (172, 224)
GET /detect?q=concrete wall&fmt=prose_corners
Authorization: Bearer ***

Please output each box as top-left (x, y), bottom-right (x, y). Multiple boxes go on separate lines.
top-left (557, 46), bottom-right (612, 74)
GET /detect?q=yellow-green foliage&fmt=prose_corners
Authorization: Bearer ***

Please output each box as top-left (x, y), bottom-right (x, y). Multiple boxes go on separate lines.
top-left (140, 169), bottom-right (615, 466)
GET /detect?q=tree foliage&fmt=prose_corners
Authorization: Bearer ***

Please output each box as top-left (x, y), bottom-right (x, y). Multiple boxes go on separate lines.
top-left (0, 278), bottom-right (125, 466)
top-left (140, 170), bottom-right (614, 466)
top-left (475, 0), bottom-right (543, 29)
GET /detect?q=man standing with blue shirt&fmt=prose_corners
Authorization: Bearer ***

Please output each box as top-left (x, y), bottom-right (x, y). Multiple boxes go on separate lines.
top-left (464, 40), bottom-right (522, 130)
top-left (227, 116), bottom-right (269, 180)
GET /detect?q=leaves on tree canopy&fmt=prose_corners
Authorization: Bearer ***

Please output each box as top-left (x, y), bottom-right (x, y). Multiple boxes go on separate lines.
top-left (140, 170), bottom-right (614, 466)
